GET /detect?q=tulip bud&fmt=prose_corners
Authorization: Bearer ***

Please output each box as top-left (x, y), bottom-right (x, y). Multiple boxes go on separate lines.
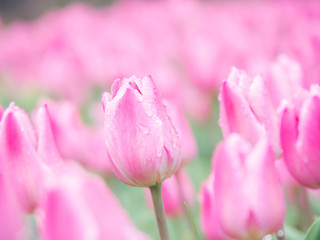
top-left (0, 103), bottom-right (61, 213)
top-left (37, 99), bottom-right (112, 174)
top-left (145, 168), bottom-right (194, 216)
top-left (280, 85), bottom-right (320, 188)
top-left (219, 68), bottom-right (265, 146)
top-left (37, 164), bottom-right (150, 240)
top-left (213, 134), bottom-right (285, 240)
top-left (102, 76), bottom-right (181, 187)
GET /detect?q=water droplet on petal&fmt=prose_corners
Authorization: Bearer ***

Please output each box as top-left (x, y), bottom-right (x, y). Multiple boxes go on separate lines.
top-left (105, 106), bottom-right (111, 116)
top-left (156, 145), bottom-right (163, 157)
top-left (139, 125), bottom-right (149, 134)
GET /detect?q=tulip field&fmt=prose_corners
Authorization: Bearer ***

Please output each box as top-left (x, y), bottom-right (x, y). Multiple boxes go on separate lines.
top-left (1, 0), bottom-right (320, 240)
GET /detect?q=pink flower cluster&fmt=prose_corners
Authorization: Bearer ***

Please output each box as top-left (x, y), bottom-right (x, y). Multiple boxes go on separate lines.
top-left (0, 0), bottom-right (319, 121)
top-left (0, 0), bottom-right (320, 239)
top-left (200, 53), bottom-right (320, 239)
top-left (0, 103), bottom-right (150, 239)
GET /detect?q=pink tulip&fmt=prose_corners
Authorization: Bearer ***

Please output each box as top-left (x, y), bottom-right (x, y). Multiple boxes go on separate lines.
top-left (219, 63), bottom-right (305, 156)
top-left (213, 134), bottom-right (285, 239)
top-left (0, 103), bottom-right (61, 213)
top-left (219, 68), bottom-right (265, 145)
top-left (280, 85), bottom-right (320, 189)
top-left (37, 164), bottom-right (150, 240)
top-left (102, 76), bottom-right (181, 187)
top-left (163, 100), bottom-right (197, 164)
top-left (37, 99), bottom-right (112, 174)
top-left (200, 174), bottom-right (230, 240)
top-left (145, 168), bottom-right (194, 216)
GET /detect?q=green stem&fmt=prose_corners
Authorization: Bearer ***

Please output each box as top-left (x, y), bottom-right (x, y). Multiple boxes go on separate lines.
top-left (175, 171), bottom-right (194, 231)
top-left (149, 183), bottom-right (171, 240)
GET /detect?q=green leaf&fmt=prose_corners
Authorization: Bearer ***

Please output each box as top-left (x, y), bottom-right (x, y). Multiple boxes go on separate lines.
top-left (284, 224), bottom-right (305, 240)
top-left (184, 201), bottom-right (199, 240)
top-left (304, 218), bottom-right (320, 240)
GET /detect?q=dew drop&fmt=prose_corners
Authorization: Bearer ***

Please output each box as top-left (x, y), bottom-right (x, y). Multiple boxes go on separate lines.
top-left (146, 110), bottom-right (153, 117)
top-left (154, 118), bottom-right (162, 126)
top-left (170, 128), bottom-right (176, 136)
top-left (172, 139), bottom-right (177, 148)
top-left (156, 147), bottom-right (162, 157)
top-left (105, 106), bottom-right (111, 116)
top-left (139, 125), bottom-right (149, 134)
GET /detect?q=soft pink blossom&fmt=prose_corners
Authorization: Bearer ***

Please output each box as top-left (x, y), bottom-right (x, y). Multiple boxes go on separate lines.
top-left (37, 164), bottom-right (150, 240)
top-left (213, 134), bottom-right (285, 239)
top-left (0, 103), bottom-right (61, 213)
top-left (280, 85), bottom-right (320, 189)
top-left (102, 76), bottom-right (181, 187)
top-left (37, 99), bottom-right (112, 174)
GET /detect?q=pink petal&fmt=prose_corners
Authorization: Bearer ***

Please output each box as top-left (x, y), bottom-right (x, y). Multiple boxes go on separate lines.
top-left (297, 96), bottom-right (320, 169)
top-left (280, 106), bottom-right (320, 188)
top-left (35, 104), bottom-right (63, 166)
top-left (245, 138), bottom-right (285, 235)
top-left (219, 79), bottom-right (265, 145)
top-left (214, 134), bottom-right (251, 239)
top-left (200, 174), bottom-right (229, 240)
top-left (0, 103), bottom-right (47, 212)
top-left (105, 76), bottom-right (181, 187)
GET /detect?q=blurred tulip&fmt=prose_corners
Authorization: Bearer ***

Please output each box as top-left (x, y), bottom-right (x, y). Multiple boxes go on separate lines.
top-left (266, 55), bottom-right (304, 108)
top-left (200, 174), bottom-right (230, 240)
top-left (37, 164), bottom-right (150, 240)
top-left (145, 168), bottom-right (194, 216)
top-left (219, 68), bottom-right (265, 145)
top-left (213, 134), bottom-right (285, 240)
top-left (102, 76), bottom-right (181, 187)
top-left (280, 85), bottom-right (320, 189)
top-left (37, 99), bottom-right (112, 174)
top-left (0, 177), bottom-right (24, 240)
top-left (163, 100), bottom-right (197, 164)
top-left (0, 103), bottom-right (61, 213)
top-left (220, 62), bottom-right (305, 156)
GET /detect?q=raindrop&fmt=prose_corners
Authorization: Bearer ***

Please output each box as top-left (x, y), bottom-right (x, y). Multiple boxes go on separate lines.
top-left (156, 147), bottom-right (162, 157)
top-left (139, 125), bottom-right (149, 134)
top-left (170, 128), bottom-right (176, 136)
top-left (172, 139), bottom-right (177, 148)
top-left (105, 106), bottom-right (111, 116)
top-left (146, 110), bottom-right (153, 117)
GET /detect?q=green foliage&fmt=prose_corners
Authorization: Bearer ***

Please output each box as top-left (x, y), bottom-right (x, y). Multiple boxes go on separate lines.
top-left (304, 218), bottom-right (320, 240)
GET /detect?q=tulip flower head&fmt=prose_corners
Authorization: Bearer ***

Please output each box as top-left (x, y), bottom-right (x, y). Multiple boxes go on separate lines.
top-left (102, 76), bottom-right (181, 187)
top-left (213, 134), bottom-right (285, 240)
top-left (37, 164), bottom-right (150, 240)
top-left (0, 103), bottom-right (61, 213)
top-left (280, 84), bottom-right (320, 189)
